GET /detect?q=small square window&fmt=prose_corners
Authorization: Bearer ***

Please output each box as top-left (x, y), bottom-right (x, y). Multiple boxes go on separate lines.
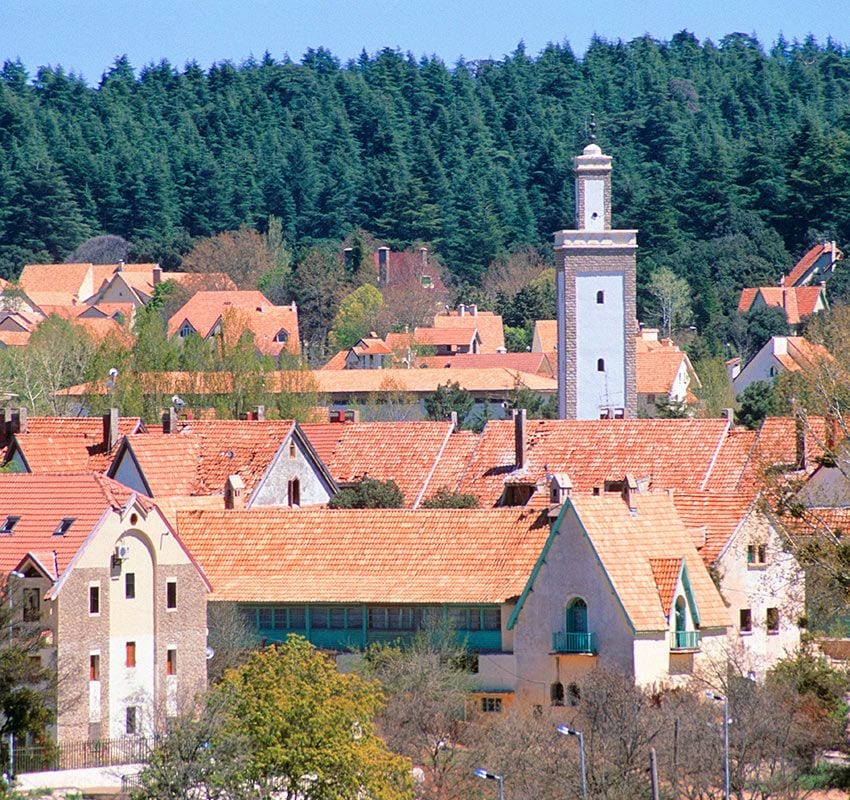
top-left (166, 580), bottom-right (177, 610)
top-left (1, 516), bottom-right (20, 534)
top-left (166, 648), bottom-right (177, 675)
top-left (126, 641), bottom-right (136, 668)
top-left (739, 609), bottom-right (752, 633)
top-left (767, 607), bottom-right (779, 634)
top-left (22, 588), bottom-right (40, 622)
top-left (89, 585), bottom-right (100, 615)
top-left (53, 517), bottom-right (75, 536)
top-left (481, 697), bottom-right (502, 713)
top-left (125, 706), bottom-right (137, 736)
top-left (747, 544), bottom-right (767, 566)
top-left (90, 654), bottom-right (100, 681)
top-left (289, 440), bottom-right (297, 459)
top-left (125, 572), bottom-right (135, 600)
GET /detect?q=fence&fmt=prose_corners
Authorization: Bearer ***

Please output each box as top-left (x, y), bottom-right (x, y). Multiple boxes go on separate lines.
top-left (13, 737), bottom-right (153, 774)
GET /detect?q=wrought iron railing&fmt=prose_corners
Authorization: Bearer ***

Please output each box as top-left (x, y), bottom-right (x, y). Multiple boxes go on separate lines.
top-left (13, 736), bottom-right (153, 773)
top-left (552, 630), bottom-right (596, 653)
top-left (671, 630), bottom-right (701, 650)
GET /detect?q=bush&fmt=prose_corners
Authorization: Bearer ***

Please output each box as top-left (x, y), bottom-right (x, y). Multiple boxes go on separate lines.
top-left (328, 477), bottom-right (404, 508)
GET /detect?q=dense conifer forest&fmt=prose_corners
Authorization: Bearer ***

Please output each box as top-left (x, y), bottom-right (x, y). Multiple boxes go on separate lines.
top-left (3, 31), bottom-right (850, 352)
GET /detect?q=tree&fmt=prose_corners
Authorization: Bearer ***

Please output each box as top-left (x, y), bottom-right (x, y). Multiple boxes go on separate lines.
top-left (420, 489), bottom-right (479, 508)
top-left (646, 266), bottom-right (691, 337)
top-left (214, 638), bottom-right (412, 800)
top-left (328, 477), bottom-right (404, 509)
top-left (180, 227), bottom-right (273, 289)
top-left (423, 381), bottom-right (473, 424)
top-left (329, 284), bottom-right (384, 351)
top-left (737, 380), bottom-right (784, 429)
top-left (64, 234), bottom-right (131, 264)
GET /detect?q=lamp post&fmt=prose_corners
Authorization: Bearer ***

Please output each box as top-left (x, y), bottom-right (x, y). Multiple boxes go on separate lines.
top-left (706, 691), bottom-right (730, 800)
top-left (557, 725), bottom-right (587, 800)
top-left (473, 768), bottom-right (504, 800)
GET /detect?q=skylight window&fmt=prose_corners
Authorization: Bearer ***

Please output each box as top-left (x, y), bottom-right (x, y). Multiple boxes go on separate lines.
top-left (53, 518), bottom-right (76, 536)
top-left (1, 516), bottom-right (20, 534)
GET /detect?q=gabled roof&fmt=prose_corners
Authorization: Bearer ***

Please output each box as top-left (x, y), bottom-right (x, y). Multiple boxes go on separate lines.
top-left (18, 263), bottom-right (95, 306)
top-left (455, 418), bottom-right (735, 506)
top-left (0, 473), bottom-right (149, 578)
top-left (176, 506), bottom-right (551, 604)
top-left (433, 310), bottom-right (505, 353)
top-left (786, 242), bottom-right (842, 287)
top-left (111, 420), bottom-right (297, 498)
top-left (672, 491), bottom-right (755, 565)
top-left (413, 352), bottom-right (555, 376)
top-left (412, 326), bottom-right (479, 347)
top-left (351, 338), bottom-right (393, 356)
top-left (649, 557), bottom-right (682, 615)
top-left (531, 320), bottom-right (557, 353)
top-left (636, 349), bottom-right (692, 394)
top-left (299, 421), bottom-right (456, 506)
top-left (737, 286), bottom-right (825, 325)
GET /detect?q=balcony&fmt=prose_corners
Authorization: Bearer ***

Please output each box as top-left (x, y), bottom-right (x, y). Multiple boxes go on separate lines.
top-left (552, 630), bottom-right (596, 654)
top-left (671, 630), bottom-right (701, 651)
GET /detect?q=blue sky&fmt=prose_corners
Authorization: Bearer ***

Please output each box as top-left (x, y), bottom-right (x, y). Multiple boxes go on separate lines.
top-left (3, 0), bottom-right (850, 84)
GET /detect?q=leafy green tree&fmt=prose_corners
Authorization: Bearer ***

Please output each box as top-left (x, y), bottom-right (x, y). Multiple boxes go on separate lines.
top-left (329, 284), bottom-right (384, 350)
top-left (420, 489), bottom-right (479, 508)
top-left (328, 477), bottom-right (404, 509)
top-left (423, 381), bottom-right (473, 424)
top-left (646, 266), bottom-right (691, 336)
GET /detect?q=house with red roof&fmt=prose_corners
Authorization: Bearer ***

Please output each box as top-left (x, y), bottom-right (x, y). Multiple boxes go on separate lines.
top-left (732, 335), bottom-right (833, 395)
top-left (737, 242), bottom-right (842, 332)
top-left (635, 329), bottom-right (701, 416)
top-left (0, 473), bottom-right (210, 744)
top-left (175, 485), bottom-right (728, 710)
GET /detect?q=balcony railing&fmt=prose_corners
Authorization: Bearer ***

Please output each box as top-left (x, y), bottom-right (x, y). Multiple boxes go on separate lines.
top-left (552, 630), bottom-right (596, 654)
top-left (671, 630), bottom-right (701, 651)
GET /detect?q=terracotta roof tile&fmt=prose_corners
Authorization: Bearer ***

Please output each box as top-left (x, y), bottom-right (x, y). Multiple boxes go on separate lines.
top-left (636, 350), bottom-right (687, 394)
top-left (176, 506), bottom-right (551, 604)
top-left (787, 242), bottom-right (841, 287)
top-left (532, 320), bottom-right (557, 353)
top-left (420, 431), bottom-right (482, 502)
top-left (672, 491), bottom-right (754, 565)
top-left (413, 353), bottom-right (554, 376)
top-left (702, 427), bottom-right (759, 494)
top-left (433, 311), bottom-right (505, 353)
top-left (649, 558), bottom-right (681, 615)
top-left (413, 326), bottom-right (478, 346)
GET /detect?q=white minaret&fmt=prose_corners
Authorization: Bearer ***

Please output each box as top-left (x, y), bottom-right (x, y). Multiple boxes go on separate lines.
top-left (554, 125), bottom-right (637, 419)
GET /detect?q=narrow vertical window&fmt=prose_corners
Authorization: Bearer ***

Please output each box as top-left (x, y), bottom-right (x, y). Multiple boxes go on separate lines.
top-left (90, 654), bottom-right (100, 681)
top-left (125, 572), bottom-right (135, 599)
top-left (766, 608), bottom-right (779, 634)
top-left (596, 290), bottom-right (605, 304)
top-left (166, 648), bottom-right (177, 675)
top-left (288, 478), bottom-right (301, 507)
top-left (289, 440), bottom-right (297, 459)
top-left (597, 358), bottom-right (605, 372)
top-left (126, 641), bottom-right (136, 668)
top-left (89, 585), bottom-right (100, 615)
top-left (739, 609), bottom-right (752, 633)
top-left (166, 580), bottom-right (177, 610)
top-left (125, 706), bottom-right (137, 736)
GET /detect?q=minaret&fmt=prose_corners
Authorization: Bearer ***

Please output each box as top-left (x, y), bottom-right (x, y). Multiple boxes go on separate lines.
top-left (554, 123), bottom-right (637, 419)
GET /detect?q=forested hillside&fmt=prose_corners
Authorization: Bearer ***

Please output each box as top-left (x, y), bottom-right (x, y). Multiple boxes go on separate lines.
top-left (3, 31), bottom-right (850, 352)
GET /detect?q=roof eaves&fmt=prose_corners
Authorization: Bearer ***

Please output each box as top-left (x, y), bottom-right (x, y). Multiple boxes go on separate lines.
top-left (49, 505), bottom-right (111, 600)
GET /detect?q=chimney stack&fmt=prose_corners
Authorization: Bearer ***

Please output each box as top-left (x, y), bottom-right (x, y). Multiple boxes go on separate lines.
top-left (254, 405), bottom-right (265, 422)
top-left (623, 473), bottom-right (638, 513)
top-left (513, 408), bottom-right (527, 469)
top-left (419, 247), bottom-right (428, 267)
top-left (795, 414), bottom-right (808, 471)
top-left (152, 265), bottom-right (162, 286)
top-left (162, 408), bottom-right (178, 434)
top-left (103, 407), bottom-right (120, 450)
top-left (450, 410), bottom-right (459, 432)
top-left (15, 407), bottom-right (27, 436)
top-left (722, 407), bottom-right (734, 424)
top-left (224, 475), bottom-right (246, 510)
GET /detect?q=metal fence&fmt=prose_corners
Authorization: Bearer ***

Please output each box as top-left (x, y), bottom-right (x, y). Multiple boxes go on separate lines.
top-left (13, 737), bottom-right (153, 774)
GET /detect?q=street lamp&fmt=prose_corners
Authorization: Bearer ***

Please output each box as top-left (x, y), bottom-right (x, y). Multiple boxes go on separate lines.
top-left (557, 725), bottom-right (587, 800)
top-left (706, 691), bottom-right (730, 800)
top-left (473, 768), bottom-right (504, 800)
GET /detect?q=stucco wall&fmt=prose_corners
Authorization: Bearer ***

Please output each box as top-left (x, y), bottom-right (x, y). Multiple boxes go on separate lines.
top-left (250, 435), bottom-right (334, 507)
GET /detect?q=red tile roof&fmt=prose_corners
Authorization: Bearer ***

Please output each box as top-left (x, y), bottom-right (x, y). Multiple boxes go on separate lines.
top-left (786, 242), bottom-right (842, 287)
top-left (636, 350), bottom-right (688, 394)
top-left (432, 311), bottom-right (505, 353)
top-left (176, 506), bottom-right (551, 604)
top-left (532, 320), bottom-right (557, 353)
top-left (672, 491), bottom-right (754, 565)
top-left (701, 427), bottom-right (759, 494)
top-left (649, 558), bottom-right (681, 615)
top-left (0, 473), bottom-right (148, 578)
top-left (412, 326), bottom-right (479, 347)
top-left (455, 418), bottom-right (734, 506)
top-left (737, 286), bottom-right (825, 325)
top-left (413, 352), bottom-right (555, 376)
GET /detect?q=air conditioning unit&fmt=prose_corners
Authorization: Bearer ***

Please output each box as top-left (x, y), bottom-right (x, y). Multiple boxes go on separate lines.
top-left (115, 543), bottom-right (130, 561)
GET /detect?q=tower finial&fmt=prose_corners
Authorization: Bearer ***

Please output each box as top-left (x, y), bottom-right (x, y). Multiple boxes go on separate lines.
top-left (588, 112), bottom-right (597, 144)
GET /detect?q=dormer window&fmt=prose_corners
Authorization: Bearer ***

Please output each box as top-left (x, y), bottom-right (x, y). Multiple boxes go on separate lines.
top-left (1, 516), bottom-right (20, 534)
top-left (53, 517), bottom-right (75, 536)
top-left (596, 290), bottom-right (605, 304)
top-left (274, 329), bottom-right (289, 344)
top-left (178, 321), bottom-right (194, 338)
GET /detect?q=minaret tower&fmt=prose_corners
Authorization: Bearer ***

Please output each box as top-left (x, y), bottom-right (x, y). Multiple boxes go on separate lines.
top-left (554, 121), bottom-right (637, 419)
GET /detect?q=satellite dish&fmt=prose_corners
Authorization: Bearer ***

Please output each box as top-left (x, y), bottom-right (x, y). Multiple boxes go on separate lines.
top-left (108, 367), bottom-right (119, 377)
top-left (205, 646), bottom-right (215, 660)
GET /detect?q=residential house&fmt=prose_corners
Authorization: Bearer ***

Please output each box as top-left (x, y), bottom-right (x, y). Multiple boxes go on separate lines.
top-left (176, 487), bottom-right (727, 712)
top-left (385, 326), bottom-right (481, 356)
top-left (366, 246), bottom-right (448, 294)
top-left (167, 291), bottom-right (301, 359)
top-left (737, 242), bottom-right (842, 332)
top-left (432, 306), bottom-right (506, 353)
top-left (635, 329), bottom-right (701, 416)
top-left (0, 473), bottom-right (210, 742)
top-left (732, 336), bottom-right (832, 395)
top-left (674, 492), bottom-right (804, 677)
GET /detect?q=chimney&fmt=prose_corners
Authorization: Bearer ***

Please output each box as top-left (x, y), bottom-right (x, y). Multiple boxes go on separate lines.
top-left (224, 475), bottom-right (245, 510)
top-left (254, 405), bottom-right (265, 422)
top-left (457, 303), bottom-right (466, 317)
top-left (795, 414), bottom-right (808, 471)
top-left (16, 407), bottom-right (27, 435)
top-left (103, 407), bottom-right (119, 450)
top-left (290, 301), bottom-right (297, 313)
top-left (2, 407), bottom-right (10, 446)
top-left (722, 407), bottom-right (734, 424)
top-left (343, 247), bottom-right (354, 270)
top-left (549, 473), bottom-right (572, 505)
top-left (513, 408), bottom-right (527, 469)
top-left (419, 247), bottom-right (428, 266)
top-left (450, 410), bottom-right (459, 432)
top-left (117, 260), bottom-right (125, 272)
top-left (826, 414), bottom-right (840, 451)
top-left (623, 473), bottom-right (638, 513)
top-left (162, 408), bottom-right (178, 434)
top-left (469, 304), bottom-right (478, 316)
top-left (152, 265), bottom-right (162, 286)
top-left (641, 328), bottom-right (659, 342)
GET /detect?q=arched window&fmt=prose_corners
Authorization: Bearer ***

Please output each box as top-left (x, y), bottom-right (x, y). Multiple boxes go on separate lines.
top-left (597, 358), bottom-right (605, 372)
top-left (596, 290), bottom-right (605, 304)
top-left (567, 682), bottom-right (581, 706)
top-left (566, 598), bottom-right (588, 633)
top-left (550, 682), bottom-right (565, 706)
top-left (674, 596), bottom-right (687, 633)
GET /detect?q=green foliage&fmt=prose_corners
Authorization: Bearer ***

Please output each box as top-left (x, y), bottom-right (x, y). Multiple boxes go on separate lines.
top-left (741, 305), bottom-right (791, 357)
top-left (420, 488), bottom-right (479, 508)
top-left (506, 381), bottom-right (557, 419)
top-left (423, 381), bottom-right (473, 423)
top-left (328, 477), bottom-right (404, 509)
top-left (737, 379), bottom-right (784, 429)
top-left (329, 284), bottom-right (384, 350)
top-left (768, 642), bottom-right (850, 722)
top-left (503, 325), bottom-right (530, 352)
